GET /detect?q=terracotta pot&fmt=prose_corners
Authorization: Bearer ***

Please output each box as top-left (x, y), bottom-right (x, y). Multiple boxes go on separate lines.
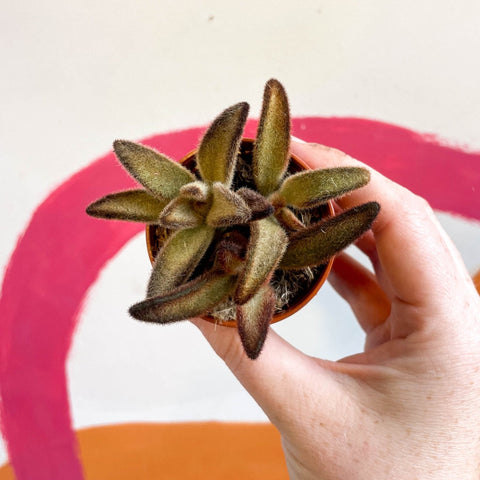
top-left (474, 269), bottom-right (480, 295)
top-left (146, 138), bottom-right (334, 327)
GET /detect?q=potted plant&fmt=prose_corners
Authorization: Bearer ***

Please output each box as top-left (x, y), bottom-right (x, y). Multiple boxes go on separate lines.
top-left (86, 79), bottom-right (379, 359)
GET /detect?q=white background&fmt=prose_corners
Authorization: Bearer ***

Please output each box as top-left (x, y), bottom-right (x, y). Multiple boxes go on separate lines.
top-left (1, 0), bottom-right (480, 466)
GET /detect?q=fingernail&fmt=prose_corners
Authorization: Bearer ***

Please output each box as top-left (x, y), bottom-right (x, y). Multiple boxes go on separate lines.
top-left (290, 135), bottom-right (306, 144)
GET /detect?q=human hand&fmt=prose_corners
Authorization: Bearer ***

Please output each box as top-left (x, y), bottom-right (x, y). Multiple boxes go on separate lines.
top-left (192, 141), bottom-right (480, 479)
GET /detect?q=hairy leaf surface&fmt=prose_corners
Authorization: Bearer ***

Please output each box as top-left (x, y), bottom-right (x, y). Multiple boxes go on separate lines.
top-left (131, 270), bottom-right (237, 323)
top-left (274, 207), bottom-right (305, 232)
top-left (206, 182), bottom-right (251, 227)
top-left (158, 196), bottom-right (205, 229)
top-left (113, 140), bottom-right (195, 200)
top-left (253, 79), bottom-right (290, 196)
top-left (236, 188), bottom-right (274, 221)
top-left (278, 167), bottom-right (370, 209)
top-left (86, 189), bottom-right (166, 223)
top-left (179, 181), bottom-right (210, 203)
top-left (237, 284), bottom-right (275, 360)
top-left (280, 202), bottom-right (380, 269)
top-left (235, 217), bottom-right (288, 305)
top-left (197, 102), bottom-right (249, 186)
top-left (147, 225), bottom-right (215, 297)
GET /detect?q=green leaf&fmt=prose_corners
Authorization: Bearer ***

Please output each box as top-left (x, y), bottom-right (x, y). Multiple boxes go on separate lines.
top-left (235, 217), bottom-right (288, 305)
top-left (147, 225), bottom-right (215, 297)
top-left (113, 140), bottom-right (195, 200)
top-left (253, 79), bottom-right (290, 196)
top-left (196, 102), bottom-right (249, 186)
top-left (158, 196), bottom-right (204, 229)
top-left (278, 167), bottom-right (370, 209)
top-left (237, 284), bottom-right (275, 360)
top-left (206, 182), bottom-right (251, 227)
top-left (86, 189), bottom-right (167, 223)
top-left (280, 202), bottom-right (380, 269)
top-left (130, 270), bottom-right (237, 324)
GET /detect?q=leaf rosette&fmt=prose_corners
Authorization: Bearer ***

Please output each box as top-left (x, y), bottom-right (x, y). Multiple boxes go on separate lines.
top-left (86, 79), bottom-right (379, 359)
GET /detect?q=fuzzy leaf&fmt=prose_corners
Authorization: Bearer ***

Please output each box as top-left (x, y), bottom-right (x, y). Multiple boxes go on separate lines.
top-left (130, 270), bottom-right (237, 324)
top-left (274, 207), bottom-right (305, 232)
top-left (86, 189), bottom-right (167, 223)
top-left (113, 140), bottom-right (195, 200)
top-left (158, 197), bottom-right (204, 229)
top-left (280, 202), bottom-right (380, 269)
top-left (196, 102), bottom-right (249, 186)
top-left (235, 217), bottom-right (288, 305)
top-left (206, 182), bottom-right (251, 227)
top-left (253, 79), bottom-right (290, 196)
top-left (147, 225), bottom-right (215, 297)
top-left (237, 284), bottom-right (275, 360)
top-left (179, 181), bottom-right (210, 203)
top-left (236, 187), bottom-right (274, 221)
top-left (278, 167), bottom-right (371, 209)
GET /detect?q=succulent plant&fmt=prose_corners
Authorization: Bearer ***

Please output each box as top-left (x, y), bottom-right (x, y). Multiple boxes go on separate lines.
top-left (86, 79), bottom-right (379, 359)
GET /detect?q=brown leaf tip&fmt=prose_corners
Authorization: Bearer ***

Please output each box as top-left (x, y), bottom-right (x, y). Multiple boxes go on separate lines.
top-left (112, 139), bottom-right (140, 159)
top-left (236, 188), bottom-right (274, 220)
top-left (264, 78), bottom-right (286, 96)
top-left (202, 102), bottom-right (250, 144)
top-left (236, 286), bottom-right (275, 360)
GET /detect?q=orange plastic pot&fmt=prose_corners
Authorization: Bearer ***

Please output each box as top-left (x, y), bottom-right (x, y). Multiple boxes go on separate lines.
top-left (146, 139), bottom-right (334, 327)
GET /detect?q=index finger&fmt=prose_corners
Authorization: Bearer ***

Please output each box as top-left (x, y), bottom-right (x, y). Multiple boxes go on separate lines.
top-left (290, 141), bottom-right (470, 313)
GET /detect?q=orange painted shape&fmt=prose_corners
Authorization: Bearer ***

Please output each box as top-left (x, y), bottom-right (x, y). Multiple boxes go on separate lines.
top-left (0, 422), bottom-right (289, 480)
top-left (0, 466), bottom-right (13, 480)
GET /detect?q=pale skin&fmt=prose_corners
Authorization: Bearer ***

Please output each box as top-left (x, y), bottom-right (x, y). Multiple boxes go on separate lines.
top-left (192, 141), bottom-right (480, 479)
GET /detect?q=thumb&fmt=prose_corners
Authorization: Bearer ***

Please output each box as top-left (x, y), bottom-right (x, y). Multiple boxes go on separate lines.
top-left (191, 318), bottom-right (352, 432)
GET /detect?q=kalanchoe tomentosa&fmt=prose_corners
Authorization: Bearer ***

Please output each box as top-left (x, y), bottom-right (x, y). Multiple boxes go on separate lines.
top-left (86, 79), bottom-right (380, 359)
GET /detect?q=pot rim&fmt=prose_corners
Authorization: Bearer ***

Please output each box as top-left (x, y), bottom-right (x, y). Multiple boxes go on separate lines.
top-left (145, 138), bottom-right (334, 327)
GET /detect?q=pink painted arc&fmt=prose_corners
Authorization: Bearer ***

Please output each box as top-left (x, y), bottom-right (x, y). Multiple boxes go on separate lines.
top-left (0, 118), bottom-right (479, 479)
